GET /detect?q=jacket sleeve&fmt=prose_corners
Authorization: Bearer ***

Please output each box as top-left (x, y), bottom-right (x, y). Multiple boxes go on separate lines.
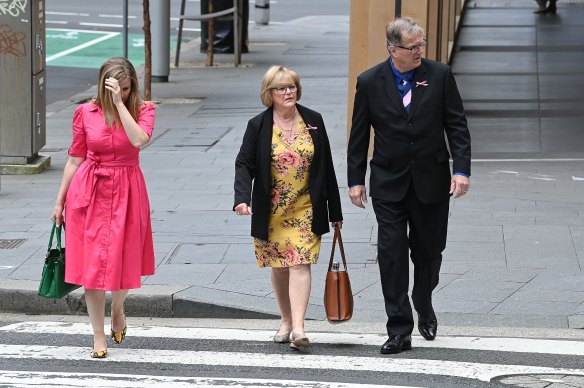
top-left (320, 116), bottom-right (343, 222)
top-left (233, 118), bottom-right (259, 209)
top-left (443, 67), bottom-right (471, 176)
top-left (347, 76), bottom-right (372, 186)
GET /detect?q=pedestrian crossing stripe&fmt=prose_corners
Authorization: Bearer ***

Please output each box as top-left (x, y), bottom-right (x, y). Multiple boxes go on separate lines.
top-left (0, 370), bottom-right (411, 388)
top-left (1, 344), bottom-right (583, 383)
top-left (2, 321), bottom-right (583, 356)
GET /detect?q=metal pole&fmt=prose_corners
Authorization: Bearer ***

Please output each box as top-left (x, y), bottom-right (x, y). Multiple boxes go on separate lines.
top-left (234, 0), bottom-right (242, 66)
top-left (255, 0), bottom-right (269, 25)
top-left (151, 0), bottom-right (170, 82)
top-left (122, 0), bottom-right (129, 57)
top-left (395, 0), bottom-right (402, 17)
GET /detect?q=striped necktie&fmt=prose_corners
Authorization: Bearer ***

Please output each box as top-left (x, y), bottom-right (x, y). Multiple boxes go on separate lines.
top-left (401, 79), bottom-right (412, 112)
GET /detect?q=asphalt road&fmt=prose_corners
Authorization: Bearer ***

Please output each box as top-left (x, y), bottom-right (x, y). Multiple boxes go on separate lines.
top-left (1, 314), bottom-right (584, 387)
top-left (45, 0), bottom-right (350, 105)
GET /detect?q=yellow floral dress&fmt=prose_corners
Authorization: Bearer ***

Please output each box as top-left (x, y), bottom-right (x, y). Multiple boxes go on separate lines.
top-left (254, 116), bottom-right (321, 268)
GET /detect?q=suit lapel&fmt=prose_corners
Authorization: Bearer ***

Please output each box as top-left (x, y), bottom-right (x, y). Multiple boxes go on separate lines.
top-left (260, 109), bottom-right (274, 194)
top-left (409, 61), bottom-right (428, 119)
top-left (381, 60), bottom-right (409, 120)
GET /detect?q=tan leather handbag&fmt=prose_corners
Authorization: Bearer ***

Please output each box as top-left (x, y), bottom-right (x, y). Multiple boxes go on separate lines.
top-left (324, 225), bottom-right (353, 323)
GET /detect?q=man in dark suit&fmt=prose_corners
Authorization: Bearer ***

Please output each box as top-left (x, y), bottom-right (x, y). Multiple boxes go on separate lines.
top-left (347, 17), bottom-right (471, 354)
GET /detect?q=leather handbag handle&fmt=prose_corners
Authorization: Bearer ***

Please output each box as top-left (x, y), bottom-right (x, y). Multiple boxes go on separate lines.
top-left (47, 221), bottom-right (64, 254)
top-left (328, 224), bottom-right (348, 271)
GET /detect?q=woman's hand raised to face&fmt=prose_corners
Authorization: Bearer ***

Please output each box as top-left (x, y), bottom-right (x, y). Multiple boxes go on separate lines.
top-left (105, 77), bottom-right (123, 106)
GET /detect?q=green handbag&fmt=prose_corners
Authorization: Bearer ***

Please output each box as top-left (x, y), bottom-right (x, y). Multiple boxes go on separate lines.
top-left (38, 221), bottom-right (81, 299)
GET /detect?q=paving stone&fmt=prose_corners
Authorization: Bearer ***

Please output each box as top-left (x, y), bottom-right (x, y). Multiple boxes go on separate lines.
top-left (443, 241), bottom-right (506, 263)
top-left (435, 278), bottom-right (522, 303)
top-left (460, 267), bottom-right (538, 283)
top-left (2, 5), bottom-right (584, 325)
top-left (491, 300), bottom-right (580, 316)
top-left (525, 273), bottom-right (584, 292)
top-left (169, 243), bottom-right (229, 264)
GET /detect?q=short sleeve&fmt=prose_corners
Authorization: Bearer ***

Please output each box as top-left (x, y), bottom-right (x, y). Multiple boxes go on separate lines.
top-left (68, 104), bottom-right (87, 157)
top-left (138, 103), bottom-right (156, 138)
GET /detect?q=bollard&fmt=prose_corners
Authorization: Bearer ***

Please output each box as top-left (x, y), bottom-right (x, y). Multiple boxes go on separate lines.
top-left (255, 0), bottom-right (269, 25)
top-left (151, 0), bottom-right (170, 82)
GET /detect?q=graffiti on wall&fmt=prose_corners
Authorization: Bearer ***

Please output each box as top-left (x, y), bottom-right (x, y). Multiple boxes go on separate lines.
top-left (0, 24), bottom-right (26, 57)
top-left (0, 0), bottom-right (27, 17)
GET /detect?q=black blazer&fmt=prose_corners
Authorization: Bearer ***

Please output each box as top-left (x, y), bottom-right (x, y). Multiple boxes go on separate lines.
top-left (234, 104), bottom-right (343, 241)
top-left (347, 58), bottom-right (471, 204)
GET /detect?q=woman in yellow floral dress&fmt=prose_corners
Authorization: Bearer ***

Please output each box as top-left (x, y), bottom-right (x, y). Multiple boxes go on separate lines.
top-left (234, 66), bottom-right (343, 350)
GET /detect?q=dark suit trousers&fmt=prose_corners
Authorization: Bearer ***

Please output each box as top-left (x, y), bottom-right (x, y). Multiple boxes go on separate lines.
top-left (372, 183), bottom-right (449, 336)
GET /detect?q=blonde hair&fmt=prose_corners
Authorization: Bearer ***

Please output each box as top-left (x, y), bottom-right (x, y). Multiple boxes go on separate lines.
top-left (260, 66), bottom-right (302, 107)
top-left (93, 57), bottom-right (142, 127)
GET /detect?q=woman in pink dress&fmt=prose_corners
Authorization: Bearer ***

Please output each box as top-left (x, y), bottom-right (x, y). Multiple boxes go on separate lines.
top-left (51, 57), bottom-right (155, 359)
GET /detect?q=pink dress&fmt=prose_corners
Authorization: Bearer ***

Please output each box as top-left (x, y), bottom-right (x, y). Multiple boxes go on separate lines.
top-left (64, 102), bottom-right (155, 291)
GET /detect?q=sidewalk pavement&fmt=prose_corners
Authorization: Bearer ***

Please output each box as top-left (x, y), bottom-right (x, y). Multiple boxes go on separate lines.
top-left (1, 1), bottom-right (584, 330)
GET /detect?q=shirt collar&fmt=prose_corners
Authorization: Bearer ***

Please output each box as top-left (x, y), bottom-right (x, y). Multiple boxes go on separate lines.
top-left (88, 102), bottom-right (100, 112)
top-left (390, 58), bottom-right (415, 83)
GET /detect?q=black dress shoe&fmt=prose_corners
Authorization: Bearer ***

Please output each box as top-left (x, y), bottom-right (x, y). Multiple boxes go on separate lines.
top-left (418, 319), bottom-right (437, 341)
top-left (380, 335), bottom-right (412, 354)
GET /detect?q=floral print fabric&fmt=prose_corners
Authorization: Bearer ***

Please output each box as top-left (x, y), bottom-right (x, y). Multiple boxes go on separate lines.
top-left (254, 116), bottom-right (321, 267)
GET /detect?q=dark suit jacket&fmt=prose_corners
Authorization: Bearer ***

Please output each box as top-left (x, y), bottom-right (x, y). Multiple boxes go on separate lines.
top-left (347, 58), bottom-right (471, 204)
top-left (234, 104), bottom-right (343, 241)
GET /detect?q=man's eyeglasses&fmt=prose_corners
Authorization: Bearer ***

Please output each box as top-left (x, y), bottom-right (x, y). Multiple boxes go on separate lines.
top-left (274, 85), bottom-right (297, 94)
top-left (392, 40), bottom-right (427, 54)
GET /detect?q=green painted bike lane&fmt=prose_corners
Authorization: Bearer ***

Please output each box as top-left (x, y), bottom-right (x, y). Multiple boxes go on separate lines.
top-left (46, 28), bottom-right (176, 69)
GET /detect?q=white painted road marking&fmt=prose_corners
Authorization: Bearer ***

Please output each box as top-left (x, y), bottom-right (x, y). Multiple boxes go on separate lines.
top-left (46, 11), bottom-right (90, 17)
top-left (1, 344), bottom-right (583, 383)
top-left (79, 22), bottom-right (124, 28)
top-left (0, 370), bottom-right (406, 388)
top-left (46, 31), bottom-right (119, 62)
top-left (2, 321), bottom-right (583, 356)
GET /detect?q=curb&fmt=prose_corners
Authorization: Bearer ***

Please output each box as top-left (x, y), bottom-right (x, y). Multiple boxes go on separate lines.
top-left (0, 280), bottom-right (279, 319)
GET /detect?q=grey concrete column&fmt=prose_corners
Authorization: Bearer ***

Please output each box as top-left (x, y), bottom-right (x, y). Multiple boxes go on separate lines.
top-left (151, 0), bottom-right (170, 82)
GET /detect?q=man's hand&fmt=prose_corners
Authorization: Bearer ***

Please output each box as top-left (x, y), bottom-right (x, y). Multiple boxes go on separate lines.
top-left (349, 185), bottom-right (368, 208)
top-left (450, 175), bottom-right (470, 198)
top-left (234, 203), bottom-right (253, 216)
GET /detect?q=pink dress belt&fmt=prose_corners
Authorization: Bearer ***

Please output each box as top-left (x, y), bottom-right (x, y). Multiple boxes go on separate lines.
top-left (70, 157), bottom-right (139, 210)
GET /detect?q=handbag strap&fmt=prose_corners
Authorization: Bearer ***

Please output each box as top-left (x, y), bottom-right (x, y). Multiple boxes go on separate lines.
top-left (328, 224), bottom-right (348, 271)
top-left (48, 221), bottom-right (63, 253)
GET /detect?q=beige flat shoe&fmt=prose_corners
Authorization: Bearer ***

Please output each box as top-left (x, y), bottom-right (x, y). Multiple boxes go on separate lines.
top-left (273, 330), bottom-right (291, 343)
top-left (289, 332), bottom-right (309, 350)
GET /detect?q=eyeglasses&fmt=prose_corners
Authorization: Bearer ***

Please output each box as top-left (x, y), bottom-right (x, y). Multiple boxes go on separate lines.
top-left (273, 85), bottom-right (297, 94)
top-left (396, 40), bottom-right (427, 54)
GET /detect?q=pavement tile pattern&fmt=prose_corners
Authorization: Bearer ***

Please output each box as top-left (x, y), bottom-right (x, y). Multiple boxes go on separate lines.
top-left (1, 0), bottom-right (584, 329)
